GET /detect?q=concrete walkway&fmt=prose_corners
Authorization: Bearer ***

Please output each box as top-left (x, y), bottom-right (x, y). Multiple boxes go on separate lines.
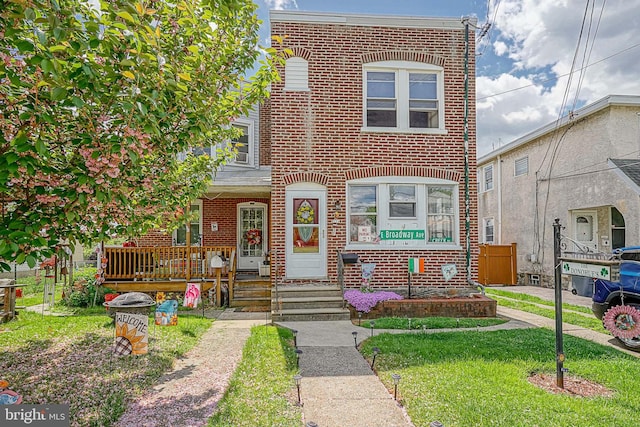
top-left (276, 320), bottom-right (414, 427)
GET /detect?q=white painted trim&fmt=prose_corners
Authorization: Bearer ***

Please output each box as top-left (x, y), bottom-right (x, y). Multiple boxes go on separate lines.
top-left (346, 177), bottom-right (460, 248)
top-left (363, 61), bottom-right (445, 132)
top-left (270, 10), bottom-right (473, 30)
top-left (237, 202), bottom-right (268, 270)
top-left (230, 119), bottom-right (253, 166)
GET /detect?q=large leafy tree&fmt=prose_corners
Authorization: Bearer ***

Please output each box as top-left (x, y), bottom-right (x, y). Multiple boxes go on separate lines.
top-left (0, 0), bottom-right (280, 269)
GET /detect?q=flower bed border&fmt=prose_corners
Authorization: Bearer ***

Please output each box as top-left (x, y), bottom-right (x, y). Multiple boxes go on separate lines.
top-left (348, 294), bottom-right (497, 319)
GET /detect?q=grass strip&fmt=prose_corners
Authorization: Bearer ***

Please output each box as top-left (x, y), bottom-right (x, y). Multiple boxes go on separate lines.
top-left (486, 288), bottom-right (593, 314)
top-left (362, 316), bottom-right (506, 330)
top-left (491, 295), bottom-right (607, 334)
top-left (363, 328), bottom-right (639, 427)
top-left (208, 326), bottom-right (301, 427)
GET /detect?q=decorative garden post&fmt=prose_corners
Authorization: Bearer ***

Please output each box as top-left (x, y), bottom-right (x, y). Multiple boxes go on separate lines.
top-left (553, 218), bottom-right (564, 388)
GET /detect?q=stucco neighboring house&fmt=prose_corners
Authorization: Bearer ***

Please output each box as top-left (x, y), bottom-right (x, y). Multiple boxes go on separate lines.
top-left (477, 94), bottom-right (640, 287)
top-left (104, 10), bottom-right (479, 309)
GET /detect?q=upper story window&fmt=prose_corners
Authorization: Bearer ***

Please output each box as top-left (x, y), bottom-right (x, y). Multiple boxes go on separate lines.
top-left (363, 61), bottom-right (444, 133)
top-left (231, 124), bottom-right (250, 164)
top-left (514, 156), bottom-right (528, 176)
top-left (284, 57), bottom-right (309, 91)
top-left (482, 164), bottom-right (494, 192)
top-left (347, 177), bottom-right (458, 248)
top-left (187, 119), bottom-right (254, 167)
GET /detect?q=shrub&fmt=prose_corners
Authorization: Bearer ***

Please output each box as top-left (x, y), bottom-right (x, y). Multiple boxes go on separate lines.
top-left (62, 267), bottom-right (113, 308)
top-left (344, 289), bottom-right (403, 313)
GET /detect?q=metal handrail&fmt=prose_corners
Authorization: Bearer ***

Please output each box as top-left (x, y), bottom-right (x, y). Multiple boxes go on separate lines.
top-left (272, 249), bottom-right (279, 315)
top-left (337, 250), bottom-right (345, 307)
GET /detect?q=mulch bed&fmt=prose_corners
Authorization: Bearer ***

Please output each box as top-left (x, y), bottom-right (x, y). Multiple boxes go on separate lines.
top-left (528, 373), bottom-right (613, 397)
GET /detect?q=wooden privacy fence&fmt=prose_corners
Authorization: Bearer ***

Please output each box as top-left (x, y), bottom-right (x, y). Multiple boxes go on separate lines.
top-left (478, 243), bottom-right (517, 285)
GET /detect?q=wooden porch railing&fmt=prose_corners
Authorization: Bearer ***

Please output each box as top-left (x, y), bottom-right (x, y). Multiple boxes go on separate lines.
top-left (103, 246), bottom-right (236, 304)
top-left (104, 246), bottom-right (235, 281)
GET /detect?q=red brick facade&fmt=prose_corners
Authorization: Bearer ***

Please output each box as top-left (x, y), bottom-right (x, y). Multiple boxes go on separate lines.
top-left (268, 12), bottom-right (478, 288)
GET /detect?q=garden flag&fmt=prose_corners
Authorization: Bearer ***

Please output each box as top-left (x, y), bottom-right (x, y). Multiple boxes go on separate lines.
top-left (155, 299), bottom-right (178, 326)
top-left (114, 312), bottom-right (148, 356)
top-left (408, 258), bottom-right (426, 273)
top-left (184, 283), bottom-right (201, 308)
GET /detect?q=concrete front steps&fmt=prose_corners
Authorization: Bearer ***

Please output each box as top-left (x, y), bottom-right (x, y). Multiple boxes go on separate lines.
top-left (271, 284), bottom-right (351, 321)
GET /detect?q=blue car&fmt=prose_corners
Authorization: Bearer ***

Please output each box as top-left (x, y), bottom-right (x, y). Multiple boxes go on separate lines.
top-left (593, 256), bottom-right (640, 351)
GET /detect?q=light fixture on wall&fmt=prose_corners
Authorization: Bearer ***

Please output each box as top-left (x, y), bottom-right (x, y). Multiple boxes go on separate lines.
top-left (334, 200), bottom-right (342, 211)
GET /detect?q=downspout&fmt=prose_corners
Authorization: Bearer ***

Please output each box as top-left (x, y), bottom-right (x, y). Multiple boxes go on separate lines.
top-left (497, 154), bottom-right (502, 244)
top-left (462, 18), bottom-right (484, 295)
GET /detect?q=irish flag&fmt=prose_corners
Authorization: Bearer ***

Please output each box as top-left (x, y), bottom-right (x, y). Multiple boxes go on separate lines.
top-left (408, 258), bottom-right (425, 273)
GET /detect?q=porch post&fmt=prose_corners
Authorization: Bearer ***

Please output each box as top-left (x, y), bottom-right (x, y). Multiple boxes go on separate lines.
top-left (185, 204), bottom-right (191, 282)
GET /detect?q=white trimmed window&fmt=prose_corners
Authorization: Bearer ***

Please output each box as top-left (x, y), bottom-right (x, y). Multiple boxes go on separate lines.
top-left (187, 119), bottom-right (254, 166)
top-left (231, 123), bottom-right (250, 164)
top-left (482, 164), bottom-right (493, 192)
top-left (389, 185), bottom-right (416, 218)
top-left (514, 156), bottom-right (528, 176)
top-left (483, 217), bottom-right (494, 243)
top-left (173, 200), bottom-right (203, 246)
top-left (363, 61), bottom-right (444, 132)
top-left (347, 177), bottom-right (458, 248)
top-left (284, 57), bottom-right (309, 91)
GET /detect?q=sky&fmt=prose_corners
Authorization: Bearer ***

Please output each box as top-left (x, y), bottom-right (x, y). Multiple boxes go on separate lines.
top-left (254, 0), bottom-right (640, 158)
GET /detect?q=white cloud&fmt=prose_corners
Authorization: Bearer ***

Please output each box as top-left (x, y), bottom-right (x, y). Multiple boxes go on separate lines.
top-left (476, 0), bottom-right (640, 157)
top-left (263, 0), bottom-right (299, 10)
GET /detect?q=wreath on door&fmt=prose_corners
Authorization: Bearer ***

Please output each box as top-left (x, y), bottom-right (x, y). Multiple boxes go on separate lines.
top-left (246, 229), bottom-right (261, 245)
top-left (296, 200), bottom-right (314, 224)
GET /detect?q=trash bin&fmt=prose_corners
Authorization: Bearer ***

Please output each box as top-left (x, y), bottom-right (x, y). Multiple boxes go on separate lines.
top-left (104, 292), bottom-right (156, 319)
top-left (571, 276), bottom-right (594, 297)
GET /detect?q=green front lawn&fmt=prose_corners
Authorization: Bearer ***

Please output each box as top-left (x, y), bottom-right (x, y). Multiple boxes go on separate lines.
top-left (362, 328), bottom-right (640, 427)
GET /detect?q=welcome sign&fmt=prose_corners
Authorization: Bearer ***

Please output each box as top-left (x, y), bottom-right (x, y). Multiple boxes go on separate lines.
top-left (114, 312), bottom-right (149, 356)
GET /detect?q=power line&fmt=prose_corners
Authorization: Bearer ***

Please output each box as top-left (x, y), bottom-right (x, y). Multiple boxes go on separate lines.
top-left (544, 154), bottom-right (640, 182)
top-left (477, 41), bottom-right (640, 101)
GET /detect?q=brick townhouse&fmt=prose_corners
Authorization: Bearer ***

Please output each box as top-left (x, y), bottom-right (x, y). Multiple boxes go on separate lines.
top-left (106, 10), bottom-right (479, 309)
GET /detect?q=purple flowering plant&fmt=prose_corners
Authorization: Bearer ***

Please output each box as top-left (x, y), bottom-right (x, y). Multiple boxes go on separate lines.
top-left (344, 289), bottom-right (403, 313)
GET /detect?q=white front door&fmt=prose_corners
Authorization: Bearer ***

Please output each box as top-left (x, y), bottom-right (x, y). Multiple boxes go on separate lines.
top-left (238, 202), bottom-right (267, 270)
top-left (286, 185), bottom-right (327, 279)
top-left (572, 210), bottom-right (598, 252)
